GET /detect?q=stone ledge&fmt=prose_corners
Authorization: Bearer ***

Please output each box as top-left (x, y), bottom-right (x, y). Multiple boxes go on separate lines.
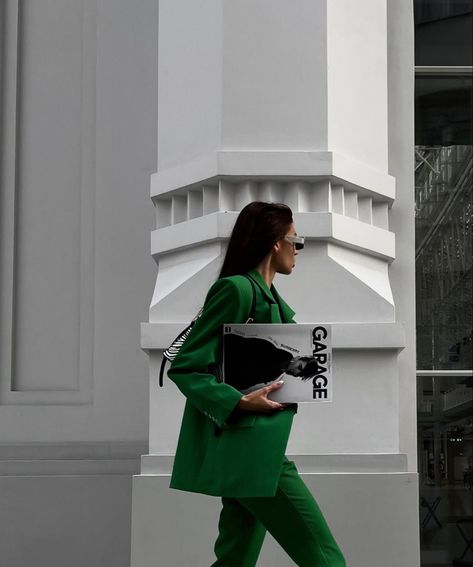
top-left (151, 151), bottom-right (396, 201)
top-left (0, 459), bottom-right (140, 476)
top-left (141, 322), bottom-right (405, 352)
top-left (150, 211), bottom-right (396, 260)
top-left (0, 442), bottom-right (147, 476)
top-left (0, 441), bottom-right (148, 460)
top-left (139, 453), bottom-right (408, 475)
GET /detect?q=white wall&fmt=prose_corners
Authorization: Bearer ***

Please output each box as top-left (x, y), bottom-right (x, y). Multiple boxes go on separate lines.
top-left (0, 1), bottom-right (158, 565)
top-left (0, 0), bottom-right (157, 442)
top-left (327, 0), bottom-right (389, 170)
top-left (222, 0), bottom-right (328, 150)
top-left (132, 470), bottom-right (419, 567)
top-left (132, 1), bottom-right (420, 565)
top-left (386, 0), bottom-right (417, 469)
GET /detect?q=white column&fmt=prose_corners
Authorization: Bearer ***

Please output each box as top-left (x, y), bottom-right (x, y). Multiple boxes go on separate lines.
top-left (131, 1), bottom-right (419, 565)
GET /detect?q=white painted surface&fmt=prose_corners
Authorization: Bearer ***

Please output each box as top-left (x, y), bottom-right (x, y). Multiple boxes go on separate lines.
top-left (157, 0), bottom-right (223, 171)
top-left (222, 0), bottom-right (328, 151)
top-left (0, 474), bottom-right (135, 567)
top-left (327, 0), bottom-right (389, 170)
top-left (150, 211), bottom-right (396, 260)
top-left (134, 0), bottom-right (419, 564)
top-left (141, 452), bottom-right (408, 474)
top-left (386, 0), bottom-right (418, 470)
top-left (148, 326), bottom-right (404, 454)
top-left (131, 472), bottom-right (420, 567)
top-left (0, 1), bottom-right (158, 566)
top-left (0, 0), bottom-right (157, 440)
top-left (151, 150), bottom-right (396, 199)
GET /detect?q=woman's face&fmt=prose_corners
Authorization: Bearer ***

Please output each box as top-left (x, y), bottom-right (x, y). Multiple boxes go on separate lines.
top-left (272, 223), bottom-right (300, 275)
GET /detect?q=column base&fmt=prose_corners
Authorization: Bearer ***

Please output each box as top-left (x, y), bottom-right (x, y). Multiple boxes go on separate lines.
top-left (131, 455), bottom-right (420, 567)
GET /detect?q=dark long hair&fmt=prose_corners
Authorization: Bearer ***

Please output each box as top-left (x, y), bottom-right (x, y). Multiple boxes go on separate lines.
top-left (218, 202), bottom-right (293, 278)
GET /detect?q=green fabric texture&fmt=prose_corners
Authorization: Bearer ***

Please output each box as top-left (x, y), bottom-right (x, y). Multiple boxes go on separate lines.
top-left (168, 269), bottom-right (297, 497)
top-left (211, 459), bottom-right (346, 567)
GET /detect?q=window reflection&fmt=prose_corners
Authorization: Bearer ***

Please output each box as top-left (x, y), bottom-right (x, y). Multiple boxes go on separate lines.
top-left (415, 1), bottom-right (472, 66)
top-left (415, 0), bottom-right (473, 24)
top-left (415, 144), bottom-right (472, 372)
top-left (416, 69), bottom-right (473, 564)
top-left (418, 373), bottom-right (473, 565)
top-left (416, 76), bottom-right (472, 146)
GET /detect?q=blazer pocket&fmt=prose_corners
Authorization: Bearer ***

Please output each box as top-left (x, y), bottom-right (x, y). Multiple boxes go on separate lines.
top-left (224, 413), bottom-right (257, 429)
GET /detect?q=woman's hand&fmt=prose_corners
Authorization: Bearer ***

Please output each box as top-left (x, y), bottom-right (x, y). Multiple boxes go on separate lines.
top-left (237, 380), bottom-right (285, 413)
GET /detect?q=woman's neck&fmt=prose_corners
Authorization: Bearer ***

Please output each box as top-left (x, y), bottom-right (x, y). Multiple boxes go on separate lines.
top-left (255, 258), bottom-right (276, 289)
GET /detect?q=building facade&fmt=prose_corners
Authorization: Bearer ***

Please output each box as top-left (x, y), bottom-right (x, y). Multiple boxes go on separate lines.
top-left (1, 1), bottom-right (471, 566)
top-left (0, 1), bottom-right (158, 566)
top-left (131, 1), bottom-right (420, 565)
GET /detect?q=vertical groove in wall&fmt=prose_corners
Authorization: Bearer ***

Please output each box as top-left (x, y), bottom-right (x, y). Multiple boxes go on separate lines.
top-left (372, 202), bottom-right (389, 229)
top-left (344, 190), bottom-right (359, 219)
top-left (331, 184), bottom-right (345, 215)
top-left (2, 0), bottom-right (97, 402)
top-left (171, 194), bottom-right (187, 224)
top-left (311, 179), bottom-right (331, 212)
top-left (218, 180), bottom-right (234, 211)
top-left (10, 0), bottom-right (23, 391)
top-left (187, 189), bottom-right (203, 219)
top-left (0, 1), bottom-right (7, 173)
top-left (77, 0), bottom-right (86, 394)
top-left (77, 0), bottom-right (96, 401)
top-left (203, 185), bottom-right (219, 215)
top-left (155, 198), bottom-right (171, 228)
top-left (358, 196), bottom-right (373, 224)
top-left (259, 180), bottom-right (284, 203)
top-left (0, 0), bottom-right (19, 400)
top-left (233, 180), bottom-right (258, 211)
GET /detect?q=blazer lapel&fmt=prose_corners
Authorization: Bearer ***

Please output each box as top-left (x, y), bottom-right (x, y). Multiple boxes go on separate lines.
top-left (270, 286), bottom-right (296, 323)
top-left (246, 269), bottom-right (277, 305)
top-left (246, 269), bottom-right (296, 323)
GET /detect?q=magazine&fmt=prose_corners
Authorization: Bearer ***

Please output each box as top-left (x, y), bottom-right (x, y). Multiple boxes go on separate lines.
top-left (222, 324), bottom-right (332, 403)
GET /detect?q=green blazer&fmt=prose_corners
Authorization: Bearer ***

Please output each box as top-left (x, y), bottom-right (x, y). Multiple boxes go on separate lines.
top-left (168, 269), bottom-right (297, 498)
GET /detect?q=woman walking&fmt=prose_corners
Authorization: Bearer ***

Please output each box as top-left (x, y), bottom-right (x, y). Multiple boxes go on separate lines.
top-left (168, 202), bottom-right (346, 566)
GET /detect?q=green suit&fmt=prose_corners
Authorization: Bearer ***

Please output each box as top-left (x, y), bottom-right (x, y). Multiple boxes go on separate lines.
top-left (168, 268), bottom-right (346, 566)
top-left (168, 268), bottom-right (297, 498)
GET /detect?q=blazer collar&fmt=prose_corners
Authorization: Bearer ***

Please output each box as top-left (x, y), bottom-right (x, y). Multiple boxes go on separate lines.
top-left (270, 285), bottom-right (296, 323)
top-left (246, 269), bottom-right (296, 323)
top-left (247, 269), bottom-right (276, 304)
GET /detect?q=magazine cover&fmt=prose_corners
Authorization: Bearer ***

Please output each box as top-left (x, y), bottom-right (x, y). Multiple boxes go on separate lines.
top-left (222, 324), bottom-right (332, 403)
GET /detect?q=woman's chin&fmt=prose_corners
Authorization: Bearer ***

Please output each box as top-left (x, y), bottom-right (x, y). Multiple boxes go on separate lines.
top-left (277, 264), bottom-right (295, 275)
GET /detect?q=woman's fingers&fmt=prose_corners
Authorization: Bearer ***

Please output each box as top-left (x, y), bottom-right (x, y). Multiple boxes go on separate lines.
top-left (264, 380), bottom-right (284, 393)
top-left (238, 380), bottom-right (285, 412)
top-left (255, 381), bottom-right (285, 411)
top-left (267, 400), bottom-right (285, 411)
top-left (262, 381), bottom-right (284, 410)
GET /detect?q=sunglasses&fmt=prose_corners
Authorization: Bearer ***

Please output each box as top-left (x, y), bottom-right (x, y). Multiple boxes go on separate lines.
top-left (284, 235), bottom-right (305, 250)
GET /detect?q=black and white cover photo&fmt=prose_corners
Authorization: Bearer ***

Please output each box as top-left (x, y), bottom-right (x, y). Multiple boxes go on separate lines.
top-left (222, 324), bottom-right (332, 403)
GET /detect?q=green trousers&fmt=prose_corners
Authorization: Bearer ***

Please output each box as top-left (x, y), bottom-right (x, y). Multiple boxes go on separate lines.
top-left (211, 459), bottom-right (346, 567)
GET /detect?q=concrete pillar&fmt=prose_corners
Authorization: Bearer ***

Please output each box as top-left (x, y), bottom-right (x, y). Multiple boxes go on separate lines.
top-left (131, 1), bottom-right (420, 565)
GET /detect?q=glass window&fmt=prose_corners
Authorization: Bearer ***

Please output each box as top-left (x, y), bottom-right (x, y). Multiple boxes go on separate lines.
top-left (418, 372), bottom-right (473, 566)
top-left (415, 0), bottom-right (473, 24)
top-left (415, 2), bottom-right (473, 66)
top-left (416, 73), bottom-right (473, 565)
top-left (415, 76), bottom-right (472, 372)
top-left (416, 75), bottom-right (472, 146)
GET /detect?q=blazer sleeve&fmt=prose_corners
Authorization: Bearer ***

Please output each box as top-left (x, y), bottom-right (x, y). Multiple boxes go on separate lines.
top-left (167, 277), bottom-right (251, 428)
